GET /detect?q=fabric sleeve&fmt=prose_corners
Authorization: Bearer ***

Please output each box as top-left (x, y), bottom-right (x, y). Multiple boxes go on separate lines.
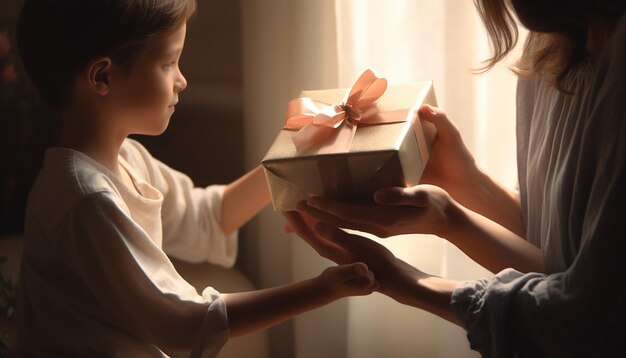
top-left (452, 145), bottom-right (626, 356)
top-left (61, 191), bottom-right (230, 357)
top-left (450, 17), bottom-right (626, 357)
top-left (124, 140), bottom-right (238, 267)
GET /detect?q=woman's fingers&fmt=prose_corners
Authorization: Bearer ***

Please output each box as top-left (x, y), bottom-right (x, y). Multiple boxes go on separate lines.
top-left (297, 200), bottom-right (381, 234)
top-left (313, 222), bottom-right (399, 278)
top-left (306, 197), bottom-right (377, 223)
top-left (313, 222), bottom-right (384, 253)
top-left (284, 222), bottom-right (293, 233)
top-left (282, 211), bottom-right (348, 263)
top-left (283, 211), bottom-right (315, 237)
top-left (374, 186), bottom-right (430, 207)
top-left (418, 104), bottom-right (460, 141)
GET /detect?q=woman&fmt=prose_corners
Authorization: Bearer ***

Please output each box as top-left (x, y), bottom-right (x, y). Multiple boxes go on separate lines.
top-left (286, 0), bottom-right (626, 355)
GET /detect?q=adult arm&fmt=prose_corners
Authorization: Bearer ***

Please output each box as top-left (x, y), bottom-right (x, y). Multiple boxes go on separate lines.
top-left (300, 184), bottom-right (543, 273)
top-left (414, 105), bottom-right (525, 237)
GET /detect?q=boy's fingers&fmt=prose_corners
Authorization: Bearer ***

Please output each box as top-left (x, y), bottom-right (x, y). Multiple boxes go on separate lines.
top-left (345, 270), bottom-right (377, 289)
top-left (336, 262), bottom-right (370, 281)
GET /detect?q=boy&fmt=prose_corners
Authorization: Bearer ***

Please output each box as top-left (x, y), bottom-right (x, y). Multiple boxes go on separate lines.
top-left (15, 0), bottom-right (376, 356)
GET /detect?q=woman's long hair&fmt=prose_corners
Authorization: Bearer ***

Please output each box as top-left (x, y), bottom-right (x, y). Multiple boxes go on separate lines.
top-left (474, 0), bottom-right (625, 92)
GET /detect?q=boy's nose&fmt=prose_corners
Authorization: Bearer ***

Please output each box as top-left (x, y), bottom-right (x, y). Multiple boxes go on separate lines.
top-left (176, 72), bottom-right (187, 92)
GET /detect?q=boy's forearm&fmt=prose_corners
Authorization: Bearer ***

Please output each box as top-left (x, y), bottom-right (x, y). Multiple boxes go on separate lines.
top-left (220, 166), bottom-right (271, 235)
top-left (448, 168), bottom-right (525, 238)
top-left (222, 277), bottom-right (335, 337)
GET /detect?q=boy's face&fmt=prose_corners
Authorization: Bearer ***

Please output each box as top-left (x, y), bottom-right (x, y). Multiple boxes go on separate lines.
top-left (109, 24), bottom-right (188, 136)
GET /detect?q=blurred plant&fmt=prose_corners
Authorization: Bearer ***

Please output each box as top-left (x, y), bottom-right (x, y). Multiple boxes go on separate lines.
top-left (0, 257), bottom-right (17, 321)
top-left (0, 255), bottom-right (17, 354)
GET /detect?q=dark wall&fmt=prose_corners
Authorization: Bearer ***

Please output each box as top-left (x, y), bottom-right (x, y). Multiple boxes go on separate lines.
top-left (135, 0), bottom-right (245, 187)
top-left (1, 0), bottom-right (58, 234)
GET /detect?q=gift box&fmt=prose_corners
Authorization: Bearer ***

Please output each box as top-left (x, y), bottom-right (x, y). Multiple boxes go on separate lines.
top-left (262, 69), bottom-right (437, 211)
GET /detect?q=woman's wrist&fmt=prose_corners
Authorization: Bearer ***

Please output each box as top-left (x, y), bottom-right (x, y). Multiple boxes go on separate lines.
top-left (447, 166), bottom-right (525, 238)
top-left (443, 164), bottom-right (488, 205)
top-left (378, 258), bottom-right (461, 324)
top-left (412, 276), bottom-right (461, 325)
top-left (436, 194), bottom-right (471, 240)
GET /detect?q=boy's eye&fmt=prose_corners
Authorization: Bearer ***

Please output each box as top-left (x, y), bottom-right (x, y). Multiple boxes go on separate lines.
top-left (164, 61), bottom-right (176, 69)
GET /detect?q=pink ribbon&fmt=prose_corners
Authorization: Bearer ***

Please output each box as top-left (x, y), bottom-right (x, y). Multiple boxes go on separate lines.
top-left (284, 69), bottom-right (410, 155)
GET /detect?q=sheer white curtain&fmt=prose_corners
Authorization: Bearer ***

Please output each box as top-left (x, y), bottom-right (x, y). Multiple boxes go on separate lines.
top-left (335, 1), bottom-right (525, 357)
top-left (241, 0), bottom-right (523, 356)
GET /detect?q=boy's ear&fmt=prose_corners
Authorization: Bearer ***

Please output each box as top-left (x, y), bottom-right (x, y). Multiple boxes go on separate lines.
top-left (86, 57), bottom-right (113, 96)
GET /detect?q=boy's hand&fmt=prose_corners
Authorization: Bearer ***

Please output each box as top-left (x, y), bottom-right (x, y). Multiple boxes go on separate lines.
top-left (318, 263), bottom-right (378, 299)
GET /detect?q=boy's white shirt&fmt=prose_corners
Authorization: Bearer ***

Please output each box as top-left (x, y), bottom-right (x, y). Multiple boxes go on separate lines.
top-left (18, 138), bottom-right (237, 357)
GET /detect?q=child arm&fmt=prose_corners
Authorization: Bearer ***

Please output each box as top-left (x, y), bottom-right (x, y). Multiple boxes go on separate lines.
top-left (61, 191), bottom-right (375, 353)
top-left (222, 262), bottom-right (377, 337)
top-left (220, 165), bottom-right (270, 236)
top-left (123, 140), bottom-right (266, 265)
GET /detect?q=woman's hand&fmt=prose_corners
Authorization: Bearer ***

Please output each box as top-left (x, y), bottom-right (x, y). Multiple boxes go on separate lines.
top-left (294, 185), bottom-right (543, 273)
top-left (419, 104), bottom-right (526, 236)
top-left (418, 104), bottom-right (481, 196)
top-left (284, 212), bottom-right (460, 323)
top-left (284, 211), bottom-right (414, 295)
top-left (298, 104), bottom-right (526, 238)
top-left (297, 184), bottom-right (464, 239)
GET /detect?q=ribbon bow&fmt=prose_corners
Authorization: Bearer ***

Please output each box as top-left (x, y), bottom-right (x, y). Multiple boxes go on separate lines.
top-left (284, 69), bottom-right (394, 154)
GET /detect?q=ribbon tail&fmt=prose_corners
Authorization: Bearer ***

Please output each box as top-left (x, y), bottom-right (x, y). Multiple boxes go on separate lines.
top-left (317, 122), bottom-right (358, 154)
top-left (292, 121), bottom-right (337, 154)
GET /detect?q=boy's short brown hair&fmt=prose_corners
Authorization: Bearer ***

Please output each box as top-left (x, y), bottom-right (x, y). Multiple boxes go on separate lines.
top-left (17, 0), bottom-right (196, 108)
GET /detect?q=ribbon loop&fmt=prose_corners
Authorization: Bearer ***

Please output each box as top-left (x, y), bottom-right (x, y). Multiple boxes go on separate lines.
top-left (284, 68), bottom-right (393, 155)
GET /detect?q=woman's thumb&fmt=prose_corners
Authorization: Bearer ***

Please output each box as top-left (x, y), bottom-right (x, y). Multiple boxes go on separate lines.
top-left (418, 104), bottom-right (455, 139)
top-left (374, 186), bottom-right (429, 207)
top-left (374, 187), bottom-right (405, 204)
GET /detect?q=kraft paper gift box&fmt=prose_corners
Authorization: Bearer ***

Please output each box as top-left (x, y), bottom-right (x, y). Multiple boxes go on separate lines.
top-left (262, 69), bottom-right (437, 211)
